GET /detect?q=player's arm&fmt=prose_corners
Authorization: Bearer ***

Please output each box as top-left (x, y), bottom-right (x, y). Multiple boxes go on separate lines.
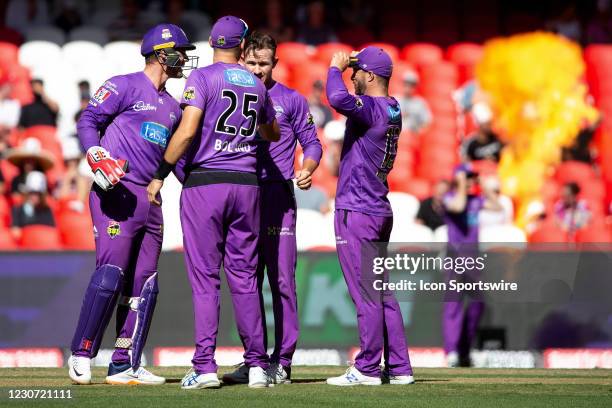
top-left (77, 79), bottom-right (129, 191)
top-left (293, 95), bottom-right (323, 190)
top-left (326, 52), bottom-right (373, 125)
top-left (258, 91), bottom-right (281, 142)
top-left (147, 105), bottom-right (202, 205)
top-left (443, 172), bottom-right (468, 213)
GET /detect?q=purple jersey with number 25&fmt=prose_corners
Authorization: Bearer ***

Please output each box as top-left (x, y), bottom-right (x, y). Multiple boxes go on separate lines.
top-left (179, 62), bottom-right (276, 174)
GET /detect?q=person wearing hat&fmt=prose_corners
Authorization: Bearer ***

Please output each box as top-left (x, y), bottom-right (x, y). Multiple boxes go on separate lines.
top-left (325, 47), bottom-right (414, 386)
top-left (56, 137), bottom-right (91, 212)
top-left (146, 15), bottom-right (280, 389)
top-left (10, 171), bottom-right (55, 242)
top-left (396, 70), bottom-right (431, 133)
top-left (441, 163), bottom-right (501, 367)
top-left (460, 102), bottom-right (503, 163)
top-left (6, 137), bottom-right (54, 203)
top-left (68, 24), bottom-right (197, 386)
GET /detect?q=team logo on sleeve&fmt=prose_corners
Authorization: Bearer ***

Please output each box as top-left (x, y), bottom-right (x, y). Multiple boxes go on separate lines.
top-left (355, 97), bottom-right (364, 108)
top-left (387, 105), bottom-right (401, 123)
top-left (91, 86), bottom-right (111, 105)
top-left (307, 112), bottom-right (315, 125)
top-left (183, 86), bottom-right (195, 100)
top-left (216, 35), bottom-right (226, 46)
top-left (107, 221), bottom-right (121, 239)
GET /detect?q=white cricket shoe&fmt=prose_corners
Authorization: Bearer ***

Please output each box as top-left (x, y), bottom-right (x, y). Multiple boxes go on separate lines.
top-left (382, 370), bottom-right (415, 385)
top-left (181, 369), bottom-right (220, 389)
top-left (446, 351), bottom-right (459, 368)
top-left (326, 366), bottom-right (382, 386)
top-left (68, 355), bottom-right (92, 385)
top-left (248, 366), bottom-right (270, 388)
top-left (267, 363), bottom-right (291, 384)
top-left (105, 366), bottom-right (165, 385)
top-left (222, 363), bottom-right (249, 384)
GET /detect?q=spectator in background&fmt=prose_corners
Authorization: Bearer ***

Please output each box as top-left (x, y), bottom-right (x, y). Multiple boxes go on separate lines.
top-left (586, 0), bottom-right (612, 44)
top-left (294, 184), bottom-right (329, 213)
top-left (478, 176), bottom-right (513, 227)
top-left (0, 81), bottom-right (20, 129)
top-left (5, 0), bottom-right (50, 35)
top-left (308, 80), bottom-right (333, 128)
top-left (322, 119), bottom-right (344, 177)
top-left (415, 179), bottom-right (449, 231)
top-left (11, 171), bottom-right (55, 242)
top-left (74, 80), bottom-right (90, 119)
top-left (166, 0), bottom-right (197, 41)
top-left (396, 70), bottom-right (431, 133)
top-left (54, 0), bottom-right (83, 34)
top-left (107, 0), bottom-right (149, 42)
top-left (56, 137), bottom-right (91, 212)
top-left (339, 0), bottom-right (373, 27)
top-left (18, 79), bottom-right (59, 129)
top-left (562, 117), bottom-right (599, 164)
top-left (461, 102), bottom-right (503, 163)
top-left (554, 182), bottom-right (591, 233)
top-left (5, 138), bottom-right (54, 202)
top-left (259, 0), bottom-right (294, 43)
top-left (297, 0), bottom-right (337, 45)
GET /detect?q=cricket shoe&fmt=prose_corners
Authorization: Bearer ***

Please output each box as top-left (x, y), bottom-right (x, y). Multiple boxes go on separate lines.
top-left (248, 366), bottom-right (270, 388)
top-left (446, 351), bottom-right (459, 368)
top-left (382, 370), bottom-right (415, 385)
top-left (68, 355), bottom-right (92, 385)
top-left (221, 363), bottom-right (249, 384)
top-left (326, 366), bottom-right (381, 386)
top-left (181, 368), bottom-right (220, 389)
top-left (266, 363), bottom-right (291, 384)
top-left (105, 362), bottom-right (165, 385)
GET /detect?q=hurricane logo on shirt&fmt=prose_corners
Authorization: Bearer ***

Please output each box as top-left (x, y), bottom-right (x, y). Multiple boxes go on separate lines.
top-left (387, 105), bottom-right (401, 124)
top-left (140, 122), bottom-right (170, 148)
top-left (107, 221), bottom-right (121, 239)
top-left (307, 112), bottom-right (315, 125)
top-left (183, 86), bottom-right (195, 100)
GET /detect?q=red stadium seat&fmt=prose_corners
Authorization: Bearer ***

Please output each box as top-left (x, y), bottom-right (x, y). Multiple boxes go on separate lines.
top-left (0, 195), bottom-right (10, 227)
top-left (404, 177), bottom-right (432, 200)
top-left (401, 43), bottom-right (443, 66)
top-left (0, 226), bottom-right (18, 250)
top-left (446, 43), bottom-right (484, 67)
top-left (427, 96), bottom-right (456, 117)
top-left (529, 223), bottom-right (569, 243)
top-left (57, 210), bottom-right (95, 250)
top-left (19, 225), bottom-right (62, 250)
top-left (389, 62), bottom-right (417, 96)
top-left (359, 43), bottom-right (399, 62)
top-left (583, 45), bottom-right (612, 66)
top-left (277, 42), bottom-right (313, 66)
top-left (417, 162), bottom-right (455, 183)
top-left (0, 42), bottom-right (19, 65)
top-left (273, 61), bottom-right (291, 88)
top-left (337, 26), bottom-right (374, 47)
top-left (575, 225), bottom-right (612, 243)
top-left (420, 131), bottom-right (458, 150)
top-left (419, 62), bottom-right (459, 87)
top-left (471, 160), bottom-right (499, 177)
top-left (291, 61), bottom-right (328, 98)
top-left (315, 42), bottom-right (353, 64)
top-left (554, 161), bottom-right (596, 185)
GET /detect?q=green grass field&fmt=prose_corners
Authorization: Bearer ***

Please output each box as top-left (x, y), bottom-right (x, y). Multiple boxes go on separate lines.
top-left (1, 366), bottom-right (611, 407)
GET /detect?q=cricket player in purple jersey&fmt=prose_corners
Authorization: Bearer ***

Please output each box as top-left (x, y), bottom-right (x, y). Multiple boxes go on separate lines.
top-left (67, 24), bottom-right (198, 386)
top-left (442, 164), bottom-right (501, 367)
top-left (222, 32), bottom-right (323, 385)
top-left (324, 47), bottom-right (414, 386)
top-left (146, 16), bottom-right (280, 389)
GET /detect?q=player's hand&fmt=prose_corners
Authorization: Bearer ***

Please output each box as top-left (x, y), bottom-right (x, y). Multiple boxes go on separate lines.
top-left (330, 52), bottom-right (350, 72)
top-left (295, 169), bottom-right (312, 190)
top-left (147, 179), bottom-right (163, 206)
top-left (87, 146), bottom-right (128, 191)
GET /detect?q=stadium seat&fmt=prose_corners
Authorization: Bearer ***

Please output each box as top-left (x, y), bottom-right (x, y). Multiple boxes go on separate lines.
top-left (388, 192), bottom-right (420, 227)
top-left (0, 195), bottom-right (10, 227)
top-left (315, 43), bottom-right (353, 64)
top-left (193, 41), bottom-right (214, 67)
top-left (18, 41), bottom-right (63, 72)
top-left (67, 27), bottom-right (109, 45)
top-left (24, 26), bottom-right (66, 45)
top-left (337, 26), bottom-right (374, 47)
top-left (389, 61), bottom-right (417, 96)
top-left (427, 96), bottom-right (456, 117)
top-left (103, 42), bottom-right (143, 76)
top-left (390, 222), bottom-right (434, 243)
top-left (19, 225), bottom-right (62, 250)
top-left (0, 41), bottom-right (19, 64)
top-left (528, 223), bottom-right (568, 243)
top-left (417, 162), bottom-right (455, 183)
top-left (277, 42), bottom-right (314, 66)
top-left (575, 225), bottom-right (612, 243)
top-left (0, 27), bottom-right (23, 46)
top-left (62, 41), bottom-right (106, 80)
top-left (291, 61), bottom-right (328, 97)
top-left (433, 225), bottom-right (448, 242)
top-left (0, 226), bottom-right (17, 250)
top-left (471, 160), bottom-right (499, 177)
top-left (360, 43), bottom-right (399, 62)
top-left (479, 225), bottom-right (527, 244)
top-left (584, 45), bottom-right (612, 66)
top-left (401, 43), bottom-right (443, 66)
top-left (56, 211), bottom-right (95, 250)
top-left (446, 43), bottom-right (484, 67)
top-left (404, 177), bottom-right (432, 200)
top-left (420, 62), bottom-right (459, 87)
top-left (554, 161), bottom-right (596, 185)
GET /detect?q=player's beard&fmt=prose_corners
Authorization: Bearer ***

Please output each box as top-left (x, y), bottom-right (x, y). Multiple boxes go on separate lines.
top-left (354, 78), bottom-right (366, 95)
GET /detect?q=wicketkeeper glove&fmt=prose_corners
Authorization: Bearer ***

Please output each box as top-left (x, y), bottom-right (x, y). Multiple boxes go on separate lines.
top-left (87, 146), bottom-right (129, 191)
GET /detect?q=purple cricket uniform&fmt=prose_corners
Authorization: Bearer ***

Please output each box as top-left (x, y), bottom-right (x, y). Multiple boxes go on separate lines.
top-left (327, 65), bottom-right (413, 377)
top-left (73, 71), bottom-right (181, 364)
top-left (179, 62), bottom-right (276, 374)
top-left (256, 81), bottom-right (322, 368)
top-left (442, 192), bottom-right (485, 357)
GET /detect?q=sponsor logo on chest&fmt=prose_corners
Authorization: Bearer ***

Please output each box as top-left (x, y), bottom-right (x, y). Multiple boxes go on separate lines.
top-left (140, 122), bottom-right (170, 148)
top-left (224, 69), bottom-right (256, 87)
top-left (133, 100), bottom-right (158, 111)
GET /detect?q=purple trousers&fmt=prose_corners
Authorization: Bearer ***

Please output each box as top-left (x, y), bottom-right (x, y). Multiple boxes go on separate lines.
top-left (334, 209), bottom-right (413, 377)
top-left (74, 181), bottom-right (162, 362)
top-left (180, 182), bottom-right (268, 374)
top-left (257, 181), bottom-right (299, 368)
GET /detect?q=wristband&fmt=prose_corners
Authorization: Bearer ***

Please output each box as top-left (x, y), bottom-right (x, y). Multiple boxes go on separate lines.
top-left (154, 159), bottom-right (174, 180)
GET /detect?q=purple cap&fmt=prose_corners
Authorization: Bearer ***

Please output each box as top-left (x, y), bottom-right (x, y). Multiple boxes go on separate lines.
top-left (141, 23), bottom-right (195, 56)
top-left (210, 16), bottom-right (249, 49)
top-left (454, 163), bottom-right (478, 177)
top-left (351, 46), bottom-right (393, 78)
